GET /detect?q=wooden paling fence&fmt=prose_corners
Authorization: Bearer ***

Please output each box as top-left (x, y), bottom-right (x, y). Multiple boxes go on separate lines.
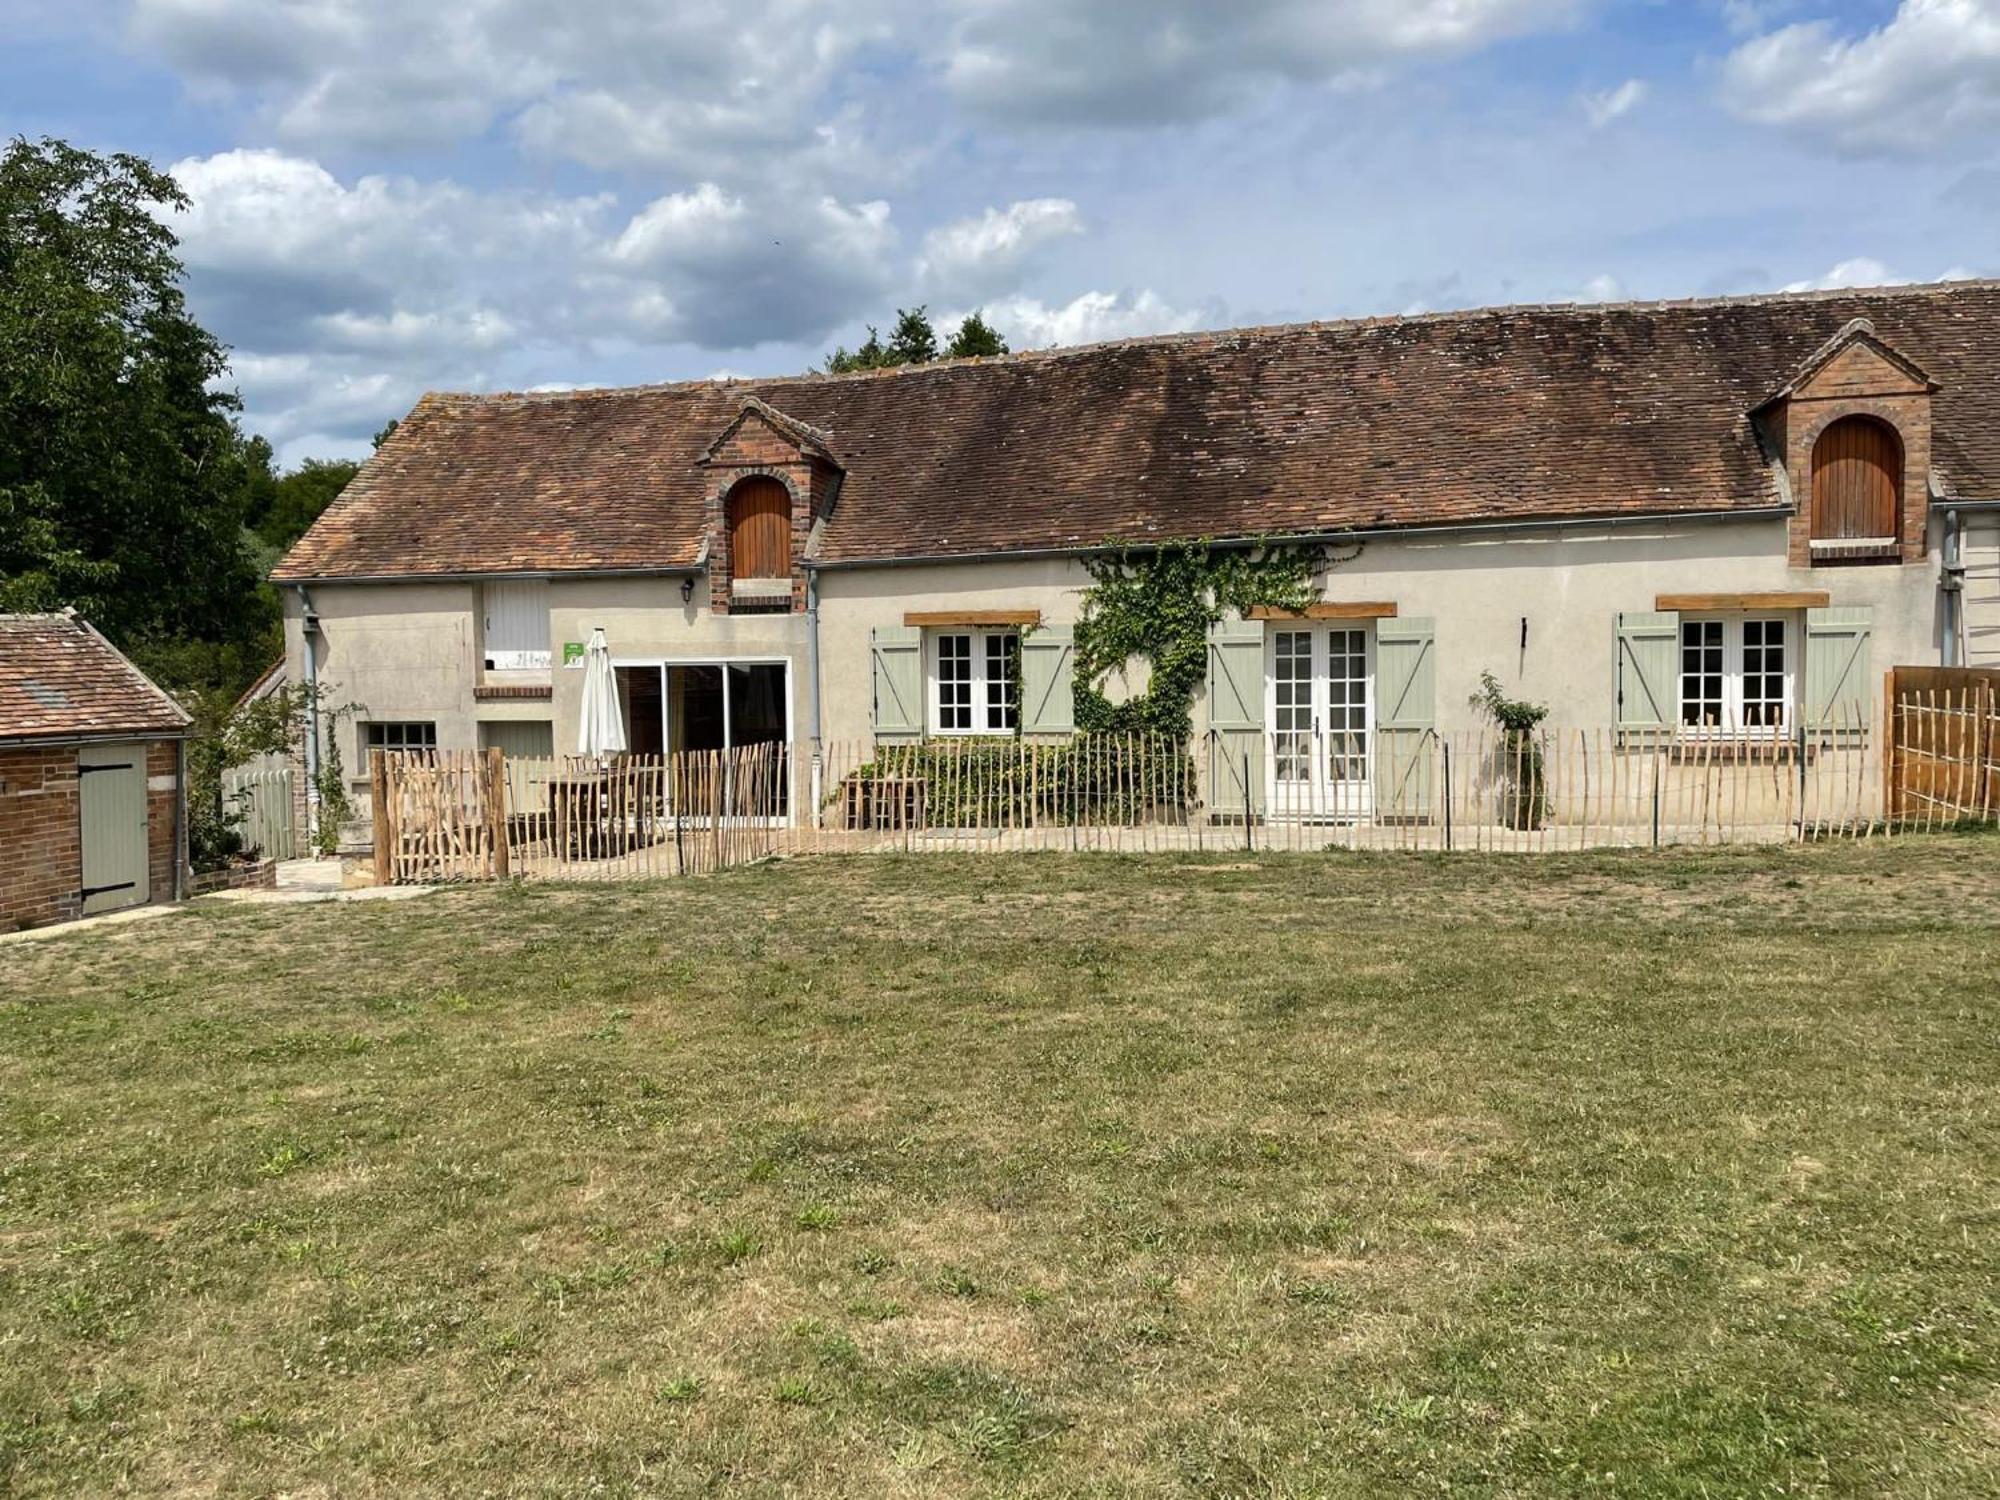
top-left (1884, 666), bottom-right (2000, 827)
top-left (371, 743), bottom-right (792, 883)
top-left (364, 714), bottom-right (1960, 885)
top-left (222, 764), bottom-right (295, 859)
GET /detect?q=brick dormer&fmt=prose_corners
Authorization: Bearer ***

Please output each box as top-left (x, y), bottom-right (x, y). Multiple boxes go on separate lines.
top-left (1755, 318), bottom-right (1936, 568)
top-left (696, 398), bottom-right (842, 614)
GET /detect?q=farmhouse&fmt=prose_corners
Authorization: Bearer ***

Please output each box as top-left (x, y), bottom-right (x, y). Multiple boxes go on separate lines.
top-left (272, 282), bottom-right (2000, 842)
top-left (0, 611), bottom-right (190, 930)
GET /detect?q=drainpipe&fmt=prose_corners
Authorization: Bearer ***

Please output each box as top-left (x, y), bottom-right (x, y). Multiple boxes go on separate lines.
top-left (1941, 509), bottom-right (1965, 668)
top-left (296, 585), bottom-right (323, 850)
top-left (804, 564), bottom-right (825, 825)
top-left (173, 737), bottom-right (187, 901)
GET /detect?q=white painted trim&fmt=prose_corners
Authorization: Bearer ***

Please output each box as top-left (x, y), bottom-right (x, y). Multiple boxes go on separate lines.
top-left (607, 655), bottom-right (797, 824)
top-left (924, 626), bottom-right (1021, 737)
top-left (1262, 621), bottom-right (1377, 822)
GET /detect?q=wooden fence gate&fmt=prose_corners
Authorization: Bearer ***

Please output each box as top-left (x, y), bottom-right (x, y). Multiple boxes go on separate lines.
top-left (372, 748), bottom-right (510, 883)
top-left (1885, 666), bottom-right (2000, 824)
top-left (223, 764), bottom-right (296, 859)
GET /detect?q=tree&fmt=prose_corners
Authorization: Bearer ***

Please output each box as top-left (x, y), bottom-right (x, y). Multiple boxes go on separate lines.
top-left (885, 305), bottom-right (938, 364)
top-left (946, 310), bottom-right (1008, 359)
top-left (258, 458), bottom-right (361, 550)
top-left (823, 306), bottom-right (1008, 372)
top-left (0, 136), bottom-right (275, 691)
top-left (823, 324), bottom-right (893, 374)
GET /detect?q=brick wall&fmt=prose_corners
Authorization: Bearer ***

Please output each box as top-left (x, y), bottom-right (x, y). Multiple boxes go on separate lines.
top-left (1781, 339), bottom-right (1932, 569)
top-left (146, 739), bottom-right (183, 905)
top-left (701, 410), bottom-right (833, 615)
top-left (0, 738), bottom-right (184, 932)
top-left (0, 745), bottom-right (82, 931)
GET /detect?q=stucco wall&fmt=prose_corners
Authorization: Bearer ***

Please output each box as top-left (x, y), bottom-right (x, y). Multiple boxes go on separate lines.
top-left (284, 510), bottom-right (1944, 797)
top-left (816, 513), bottom-right (1943, 741)
top-left (284, 573), bottom-right (812, 831)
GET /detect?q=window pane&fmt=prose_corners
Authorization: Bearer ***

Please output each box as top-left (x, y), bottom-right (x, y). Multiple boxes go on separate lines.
top-left (1272, 631), bottom-right (1313, 783)
top-left (1742, 619), bottom-right (1787, 728)
top-left (936, 634), bottom-right (972, 731)
top-left (1679, 621), bottom-right (1724, 727)
top-left (363, 721), bottom-right (436, 758)
top-left (984, 632), bottom-right (1019, 732)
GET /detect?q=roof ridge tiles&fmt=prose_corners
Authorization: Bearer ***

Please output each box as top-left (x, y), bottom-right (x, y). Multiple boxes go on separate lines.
top-left (418, 278), bottom-right (2000, 407)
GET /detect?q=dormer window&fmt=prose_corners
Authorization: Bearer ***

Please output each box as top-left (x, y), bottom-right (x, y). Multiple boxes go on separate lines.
top-left (727, 476), bottom-right (793, 602)
top-left (1809, 416), bottom-right (1902, 563)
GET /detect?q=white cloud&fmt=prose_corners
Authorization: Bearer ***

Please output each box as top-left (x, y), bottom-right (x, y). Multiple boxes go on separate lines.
top-left (1574, 274), bottom-right (1625, 302)
top-left (975, 289), bottom-right (1212, 349)
top-left (1779, 257), bottom-right (1906, 293)
top-left (941, 0), bottom-right (1580, 124)
top-left (162, 148), bottom-right (904, 451)
top-left (1581, 78), bottom-right (1647, 127)
top-left (606, 188), bottom-right (897, 347)
top-left (166, 149), bottom-right (609, 355)
top-left (130, 0), bottom-right (1582, 159)
top-left (917, 198), bottom-right (1083, 301)
top-left (131, 0), bottom-right (898, 173)
top-left (1719, 0), bottom-right (2000, 153)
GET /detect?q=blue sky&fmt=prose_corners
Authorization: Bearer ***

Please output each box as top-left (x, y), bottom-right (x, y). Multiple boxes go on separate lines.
top-left (6, 0), bottom-right (1998, 465)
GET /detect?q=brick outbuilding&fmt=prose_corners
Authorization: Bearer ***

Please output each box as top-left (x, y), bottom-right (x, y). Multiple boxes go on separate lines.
top-left (0, 611), bottom-right (190, 931)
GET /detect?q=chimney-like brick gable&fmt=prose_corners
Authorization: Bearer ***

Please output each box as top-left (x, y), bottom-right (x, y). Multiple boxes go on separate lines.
top-left (697, 400), bottom-right (840, 613)
top-left (1759, 319), bottom-right (1936, 567)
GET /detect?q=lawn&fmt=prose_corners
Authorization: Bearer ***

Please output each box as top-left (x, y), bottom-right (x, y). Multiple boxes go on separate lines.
top-left (2, 843), bottom-right (1997, 1498)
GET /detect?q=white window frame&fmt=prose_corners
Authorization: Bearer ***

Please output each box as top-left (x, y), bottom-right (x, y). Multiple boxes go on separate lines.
top-left (926, 628), bottom-right (1019, 737)
top-left (609, 656), bottom-right (796, 827)
top-left (1262, 623), bottom-right (1376, 820)
top-left (1677, 613), bottom-right (1796, 738)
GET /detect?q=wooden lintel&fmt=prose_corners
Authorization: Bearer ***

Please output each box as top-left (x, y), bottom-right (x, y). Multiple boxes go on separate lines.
top-left (1246, 602), bottom-right (1399, 621)
top-left (1655, 591), bottom-right (1831, 611)
top-left (902, 609), bottom-right (1042, 628)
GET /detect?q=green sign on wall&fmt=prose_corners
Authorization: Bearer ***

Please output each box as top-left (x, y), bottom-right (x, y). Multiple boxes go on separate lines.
top-left (562, 641), bottom-right (586, 668)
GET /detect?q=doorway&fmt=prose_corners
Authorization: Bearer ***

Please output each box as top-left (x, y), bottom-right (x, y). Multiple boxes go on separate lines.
top-left (78, 741), bottom-right (150, 915)
top-left (615, 661), bottom-right (791, 816)
top-left (1266, 626), bottom-right (1374, 819)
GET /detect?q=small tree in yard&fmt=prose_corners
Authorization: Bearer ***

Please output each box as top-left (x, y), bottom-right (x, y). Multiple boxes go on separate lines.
top-left (1473, 671), bottom-right (1550, 830)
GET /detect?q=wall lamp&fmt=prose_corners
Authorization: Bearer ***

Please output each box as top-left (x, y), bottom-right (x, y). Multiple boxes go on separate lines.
top-left (680, 576), bottom-right (696, 604)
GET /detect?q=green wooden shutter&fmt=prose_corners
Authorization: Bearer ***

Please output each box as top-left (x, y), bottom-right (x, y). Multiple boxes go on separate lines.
top-left (1375, 617), bottom-right (1436, 819)
top-left (1804, 606), bottom-right (1873, 736)
top-left (1616, 611), bottom-right (1678, 731)
top-left (1020, 626), bottom-right (1074, 736)
top-left (870, 626), bottom-right (923, 742)
top-left (1205, 618), bottom-right (1264, 818)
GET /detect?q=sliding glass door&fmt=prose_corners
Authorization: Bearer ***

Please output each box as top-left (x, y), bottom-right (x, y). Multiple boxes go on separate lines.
top-left (614, 660), bottom-right (791, 818)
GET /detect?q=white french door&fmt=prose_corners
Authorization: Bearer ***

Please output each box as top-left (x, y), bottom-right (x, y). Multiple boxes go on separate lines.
top-left (1266, 626), bottom-right (1375, 819)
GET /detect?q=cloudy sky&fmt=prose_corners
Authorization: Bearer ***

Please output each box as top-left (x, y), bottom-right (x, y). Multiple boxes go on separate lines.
top-left (8, 0), bottom-right (1999, 464)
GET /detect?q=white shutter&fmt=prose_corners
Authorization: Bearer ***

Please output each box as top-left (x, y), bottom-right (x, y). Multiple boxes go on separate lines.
top-left (482, 581), bottom-right (551, 669)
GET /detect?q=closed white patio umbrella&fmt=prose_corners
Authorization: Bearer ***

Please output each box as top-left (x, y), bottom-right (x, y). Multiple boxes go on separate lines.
top-left (576, 627), bottom-right (627, 760)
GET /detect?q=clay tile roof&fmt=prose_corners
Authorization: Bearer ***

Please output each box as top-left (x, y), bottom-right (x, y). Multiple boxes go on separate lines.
top-left (273, 280), bottom-right (2000, 581)
top-left (0, 612), bottom-right (191, 743)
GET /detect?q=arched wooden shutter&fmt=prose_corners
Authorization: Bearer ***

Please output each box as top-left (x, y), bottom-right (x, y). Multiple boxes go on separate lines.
top-left (1810, 418), bottom-right (1899, 544)
top-left (728, 478), bottom-right (793, 579)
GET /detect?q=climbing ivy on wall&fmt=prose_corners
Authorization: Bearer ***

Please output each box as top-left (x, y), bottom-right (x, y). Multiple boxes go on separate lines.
top-left (1072, 540), bottom-right (1339, 737)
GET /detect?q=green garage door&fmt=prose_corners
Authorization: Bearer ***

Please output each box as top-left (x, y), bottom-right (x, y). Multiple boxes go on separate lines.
top-left (79, 742), bottom-right (150, 916)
